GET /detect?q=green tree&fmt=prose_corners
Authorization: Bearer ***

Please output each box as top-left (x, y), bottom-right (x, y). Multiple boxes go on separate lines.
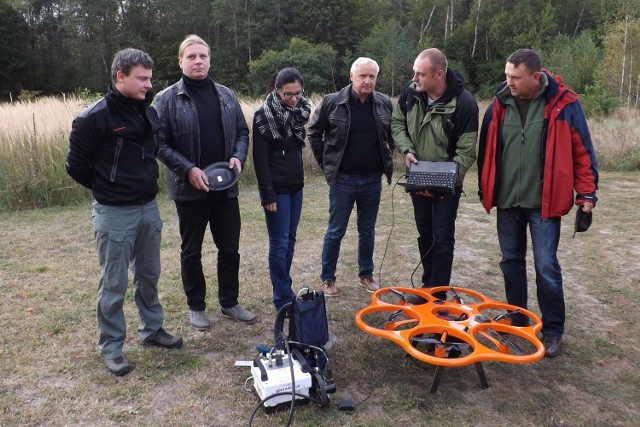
top-left (544, 32), bottom-right (601, 93)
top-left (290, 0), bottom-right (371, 55)
top-left (357, 19), bottom-right (416, 96)
top-left (248, 38), bottom-right (338, 95)
top-left (596, 15), bottom-right (640, 107)
top-left (0, 0), bottom-right (30, 99)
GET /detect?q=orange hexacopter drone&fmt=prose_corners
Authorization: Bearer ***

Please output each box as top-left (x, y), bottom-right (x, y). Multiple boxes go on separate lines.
top-left (355, 286), bottom-right (545, 392)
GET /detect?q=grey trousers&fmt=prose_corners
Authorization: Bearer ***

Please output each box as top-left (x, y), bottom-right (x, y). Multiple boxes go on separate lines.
top-left (92, 199), bottom-right (164, 359)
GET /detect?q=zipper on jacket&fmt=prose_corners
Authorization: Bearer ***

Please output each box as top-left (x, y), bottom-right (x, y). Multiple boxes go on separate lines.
top-left (110, 137), bottom-right (123, 182)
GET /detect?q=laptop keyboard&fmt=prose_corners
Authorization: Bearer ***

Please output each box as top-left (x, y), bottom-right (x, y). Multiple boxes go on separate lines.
top-left (407, 171), bottom-right (456, 190)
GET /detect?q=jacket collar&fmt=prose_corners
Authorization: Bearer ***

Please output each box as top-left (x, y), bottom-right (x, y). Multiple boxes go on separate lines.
top-left (336, 84), bottom-right (384, 105)
top-left (107, 84), bottom-right (154, 108)
top-left (175, 76), bottom-right (217, 98)
top-left (496, 72), bottom-right (549, 104)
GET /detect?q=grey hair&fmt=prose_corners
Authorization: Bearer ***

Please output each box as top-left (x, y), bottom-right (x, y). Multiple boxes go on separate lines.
top-left (350, 57), bottom-right (380, 74)
top-left (111, 48), bottom-right (154, 83)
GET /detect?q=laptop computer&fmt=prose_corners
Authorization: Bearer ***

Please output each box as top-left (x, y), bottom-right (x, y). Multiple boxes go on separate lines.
top-left (398, 161), bottom-right (458, 193)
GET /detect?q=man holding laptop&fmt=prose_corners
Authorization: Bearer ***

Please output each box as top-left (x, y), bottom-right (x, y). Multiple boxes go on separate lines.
top-left (391, 48), bottom-right (478, 298)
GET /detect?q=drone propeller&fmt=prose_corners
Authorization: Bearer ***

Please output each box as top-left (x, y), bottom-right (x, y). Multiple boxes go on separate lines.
top-left (481, 328), bottom-right (525, 355)
top-left (449, 287), bottom-right (464, 304)
top-left (493, 309), bottom-right (522, 323)
top-left (374, 309), bottom-right (404, 327)
top-left (410, 336), bottom-right (468, 346)
top-left (389, 288), bottom-right (406, 301)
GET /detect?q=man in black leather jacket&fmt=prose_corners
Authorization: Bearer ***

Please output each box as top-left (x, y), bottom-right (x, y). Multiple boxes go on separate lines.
top-left (67, 48), bottom-right (182, 377)
top-left (308, 57), bottom-right (394, 297)
top-left (154, 35), bottom-right (256, 329)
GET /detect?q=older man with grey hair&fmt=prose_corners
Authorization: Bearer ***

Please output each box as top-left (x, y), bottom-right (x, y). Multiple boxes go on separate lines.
top-left (309, 57), bottom-right (395, 297)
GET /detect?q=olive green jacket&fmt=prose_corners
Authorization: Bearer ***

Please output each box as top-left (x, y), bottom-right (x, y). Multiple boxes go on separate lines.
top-left (391, 69), bottom-right (478, 187)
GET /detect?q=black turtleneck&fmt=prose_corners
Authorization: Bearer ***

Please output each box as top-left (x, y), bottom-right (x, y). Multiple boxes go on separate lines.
top-left (339, 91), bottom-right (383, 176)
top-left (182, 74), bottom-right (225, 167)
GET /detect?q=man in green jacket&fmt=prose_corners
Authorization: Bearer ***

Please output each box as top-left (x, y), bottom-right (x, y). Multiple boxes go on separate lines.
top-left (392, 48), bottom-right (478, 298)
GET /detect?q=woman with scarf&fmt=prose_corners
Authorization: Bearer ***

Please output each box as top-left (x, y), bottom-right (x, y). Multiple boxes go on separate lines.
top-left (252, 68), bottom-right (311, 310)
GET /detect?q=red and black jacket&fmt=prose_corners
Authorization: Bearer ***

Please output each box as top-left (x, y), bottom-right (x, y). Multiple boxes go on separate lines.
top-left (478, 71), bottom-right (599, 218)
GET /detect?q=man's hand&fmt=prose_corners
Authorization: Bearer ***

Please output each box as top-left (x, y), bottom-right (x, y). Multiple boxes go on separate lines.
top-left (581, 201), bottom-right (594, 213)
top-left (405, 153), bottom-right (433, 197)
top-left (188, 167), bottom-right (209, 192)
top-left (405, 152), bottom-right (418, 168)
top-left (264, 202), bottom-right (277, 212)
top-left (229, 157), bottom-right (242, 173)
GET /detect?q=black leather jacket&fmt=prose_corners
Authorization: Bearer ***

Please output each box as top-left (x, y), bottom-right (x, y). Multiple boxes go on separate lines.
top-left (308, 85), bottom-right (394, 185)
top-left (66, 85), bottom-right (160, 205)
top-left (154, 78), bottom-right (249, 200)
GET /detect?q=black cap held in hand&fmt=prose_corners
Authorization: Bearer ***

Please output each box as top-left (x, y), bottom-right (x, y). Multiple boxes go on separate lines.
top-left (573, 207), bottom-right (592, 238)
top-left (203, 161), bottom-right (240, 191)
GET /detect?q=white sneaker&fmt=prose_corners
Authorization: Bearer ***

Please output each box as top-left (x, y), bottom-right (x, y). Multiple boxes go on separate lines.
top-left (189, 310), bottom-right (211, 330)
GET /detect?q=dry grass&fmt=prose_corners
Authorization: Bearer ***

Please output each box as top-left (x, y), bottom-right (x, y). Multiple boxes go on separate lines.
top-left (588, 107), bottom-right (640, 170)
top-left (2, 95), bottom-right (639, 210)
top-left (1, 170), bottom-right (639, 426)
top-left (0, 96), bottom-right (85, 144)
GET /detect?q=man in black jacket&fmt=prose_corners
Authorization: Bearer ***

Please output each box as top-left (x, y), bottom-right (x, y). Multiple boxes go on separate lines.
top-left (308, 57), bottom-right (394, 297)
top-left (67, 48), bottom-right (182, 376)
top-left (154, 35), bottom-right (255, 329)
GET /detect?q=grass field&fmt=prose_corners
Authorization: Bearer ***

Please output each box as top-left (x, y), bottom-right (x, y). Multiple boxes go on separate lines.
top-left (1, 170), bottom-right (639, 426)
top-left (1, 95), bottom-right (640, 211)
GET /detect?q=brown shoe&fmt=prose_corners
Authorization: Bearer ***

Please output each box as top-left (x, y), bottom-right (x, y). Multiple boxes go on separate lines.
top-left (322, 279), bottom-right (340, 297)
top-left (543, 334), bottom-right (562, 358)
top-left (359, 276), bottom-right (379, 293)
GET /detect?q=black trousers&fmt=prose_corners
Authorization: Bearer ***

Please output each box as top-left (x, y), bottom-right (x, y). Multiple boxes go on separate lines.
top-left (175, 192), bottom-right (241, 310)
top-left (410, 188), bottom-right (462, 289)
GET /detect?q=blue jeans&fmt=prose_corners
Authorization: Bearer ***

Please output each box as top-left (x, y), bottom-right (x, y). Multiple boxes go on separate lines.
top-left (92, 199), bottom-right (164, 359)
top-left (410, 188), bottom-right (462, 290)
top-left (321, 173), bottom-right (382, 282)
top-left (497, 207), bottom-right (564, 337)
top-left (264, 190), bottom-right (303, 310)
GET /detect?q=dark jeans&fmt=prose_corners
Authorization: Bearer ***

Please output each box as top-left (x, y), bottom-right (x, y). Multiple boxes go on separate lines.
top-left (411, 188), bottom-right (462, 291)
top-left (175, 192), bottom-right (240, 310)
top-left (264, 190), bottom-right (303, 310)
top-left (321, 172), bottom-right (382, 282)
top-left (497, 207), bottom-right (564, 337)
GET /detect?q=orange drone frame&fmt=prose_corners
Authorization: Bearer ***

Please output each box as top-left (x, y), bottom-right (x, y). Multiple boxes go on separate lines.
top-left (355, 286), bottom-right (545, 391)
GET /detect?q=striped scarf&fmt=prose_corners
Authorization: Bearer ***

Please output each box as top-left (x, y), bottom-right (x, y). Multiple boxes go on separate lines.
top-left (254, 91), bottom-right (311, 142)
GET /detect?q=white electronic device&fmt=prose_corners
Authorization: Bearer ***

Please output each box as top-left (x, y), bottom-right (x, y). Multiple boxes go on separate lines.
top-left (251, 353), bottom-right (312, 408)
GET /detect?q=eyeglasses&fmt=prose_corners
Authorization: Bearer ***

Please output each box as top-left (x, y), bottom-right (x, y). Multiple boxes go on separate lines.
top-left (278, 89), bottom-right (304, 100)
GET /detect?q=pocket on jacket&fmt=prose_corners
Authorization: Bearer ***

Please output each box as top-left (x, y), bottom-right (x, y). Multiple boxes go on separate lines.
top-left (379, 114), bottom-right (391, 126)
top-left (109, 138), bottom-right (123, 182)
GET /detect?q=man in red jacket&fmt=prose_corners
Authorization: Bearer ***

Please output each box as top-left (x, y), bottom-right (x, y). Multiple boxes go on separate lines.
top-left (477, 49), bottom-right (599, 358)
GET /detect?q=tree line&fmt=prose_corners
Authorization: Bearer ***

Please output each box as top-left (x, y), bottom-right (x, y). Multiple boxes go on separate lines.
top-left (2, 0), bottom-right (640, 109)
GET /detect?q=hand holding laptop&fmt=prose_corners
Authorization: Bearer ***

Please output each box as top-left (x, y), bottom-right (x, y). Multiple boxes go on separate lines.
top-left (405, 154), bottom-right (434, 196)
top-left (399, 157), bottom-right (458, 195)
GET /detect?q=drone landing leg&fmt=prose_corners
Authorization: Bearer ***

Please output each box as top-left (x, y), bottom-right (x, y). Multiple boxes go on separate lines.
top-left (474, 362), bottom-right (489, 389)
top-left (429, 363), bottom-right (489, 393)
top-left (429, 366), bottom-right (445, 393)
